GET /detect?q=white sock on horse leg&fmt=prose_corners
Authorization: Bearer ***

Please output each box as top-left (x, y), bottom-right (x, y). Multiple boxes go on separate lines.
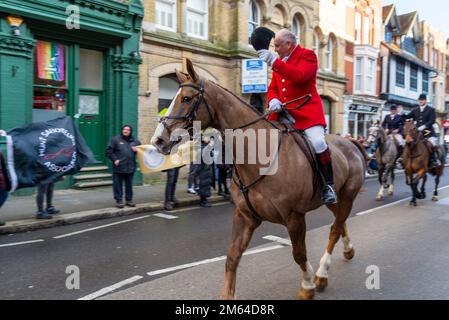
top-left (301, 261), bottom-right (316, 290)
top-left (342, 236), bottom-right (353, 253)
top-left (316, 251), bottom-right (331, 278)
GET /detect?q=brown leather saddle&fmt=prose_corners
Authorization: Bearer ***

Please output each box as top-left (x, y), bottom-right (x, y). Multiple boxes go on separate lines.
top-left (281, 123), bottom-right (322, 198)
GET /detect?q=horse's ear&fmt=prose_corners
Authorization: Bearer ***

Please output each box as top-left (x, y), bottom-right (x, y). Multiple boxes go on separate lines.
top-left (175, 69), bottom-right (189, 83)
top-left (186, 58), bottom-right (199, 82)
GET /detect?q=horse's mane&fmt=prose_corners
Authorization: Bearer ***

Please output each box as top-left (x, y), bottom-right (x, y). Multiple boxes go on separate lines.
top-left (209, 80), bottom-right (263, 116)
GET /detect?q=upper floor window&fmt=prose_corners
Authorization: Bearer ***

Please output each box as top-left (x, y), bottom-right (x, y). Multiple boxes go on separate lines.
top-left (325, 37), bottom-right (334, 72)
top-left (187, 0), bottom-right (208, 40)
top-left (396, 58), bottom-right (405, 88)
top-left (248, 0), bottom-right (260, 43)
top-left (355, 12), bottom-right (362, 45)
top-left (410, 64), bottom-right (418, 91)
top-left (363, 16), bottom-right (370, 45)
top-left (292, 16), bottom-right (302, 44)
top-left (366, 58), bottom-right (375, 93)
top-left (156, 0), bottom-right (177, 32)
top-left (355, 57), bottom-right (362, 92)
top-left (385, 25), bottom-right (393, 44)
top-left (422, 69), bottom-right (429, 93)
top-left (313, 31), bottom-right (320, 58)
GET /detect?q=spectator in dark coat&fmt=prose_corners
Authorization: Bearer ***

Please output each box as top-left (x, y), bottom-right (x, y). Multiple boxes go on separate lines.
top-left (163, 167), bottom-right (181, 211)
top-left (0, 149), bottom-right (11, 226)
top-left (106, 125), bottom-right (141, 208)
top-left (197, 137), bottom-right (212, 207)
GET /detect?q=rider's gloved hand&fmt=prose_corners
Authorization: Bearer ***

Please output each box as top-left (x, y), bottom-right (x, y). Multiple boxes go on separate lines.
top-left (269, 98), bottom-right (282, 112)
top-left (418, 125), bottom-right (426, 132)
top-left (257, 49), bottom-right (277, 66)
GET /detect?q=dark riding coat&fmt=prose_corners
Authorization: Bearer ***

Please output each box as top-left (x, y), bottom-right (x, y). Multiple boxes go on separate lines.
top-left (382, 114), bottom-right (404, 134)
top-left (404, 105), bottom-right (436, 137)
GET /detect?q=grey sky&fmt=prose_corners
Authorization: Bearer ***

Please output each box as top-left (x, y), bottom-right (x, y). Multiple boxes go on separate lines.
top-left (387, 0), bottom-right (449, 38)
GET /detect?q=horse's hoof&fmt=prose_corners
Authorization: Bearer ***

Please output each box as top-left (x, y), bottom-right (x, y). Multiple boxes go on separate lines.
top-left (298, 287), bottom-right (315, 300)
top-left (432, 196), bottom-right (438, 202)
top-left (220, 294), bottom-right (235, 300)
top-left (409, 201), bottom-right (417, 207)
top-left (376, 195), bottom-right (383, 201)
top-left (344, 248), bottom-right (355, 260)
top-left (314, 276), bottom-right (328, 292)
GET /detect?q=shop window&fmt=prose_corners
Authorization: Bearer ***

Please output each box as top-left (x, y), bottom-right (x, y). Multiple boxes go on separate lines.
top-left (33, 40), bottom-right (68, 121)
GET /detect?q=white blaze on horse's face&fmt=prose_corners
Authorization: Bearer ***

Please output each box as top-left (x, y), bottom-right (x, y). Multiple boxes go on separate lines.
top-left (151, 89), bottom-right (182, 149)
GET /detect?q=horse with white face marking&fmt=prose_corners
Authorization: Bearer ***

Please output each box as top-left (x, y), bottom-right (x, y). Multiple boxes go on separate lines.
top-left (151, 59), bottom-right (368, 300)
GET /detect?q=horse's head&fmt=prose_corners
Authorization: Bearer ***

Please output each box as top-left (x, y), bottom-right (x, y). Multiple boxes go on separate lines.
top-left (151, 59), bottom-right (215, 154)
top-left (367, 124), bottom-right (382, 144)
top-left (403, 120), bottom-right (419, 146)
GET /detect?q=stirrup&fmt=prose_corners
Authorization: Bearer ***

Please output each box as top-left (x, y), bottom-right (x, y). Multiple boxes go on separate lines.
top-left (322, 184), bottom-right (338, 204)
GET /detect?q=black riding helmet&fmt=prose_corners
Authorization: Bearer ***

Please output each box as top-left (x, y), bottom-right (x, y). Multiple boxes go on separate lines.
top-left (250, 27), bottom-right (275, 51)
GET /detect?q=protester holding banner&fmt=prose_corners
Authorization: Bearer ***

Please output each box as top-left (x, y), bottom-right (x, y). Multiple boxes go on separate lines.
top-left (106, 125), bottom-right (141, 209)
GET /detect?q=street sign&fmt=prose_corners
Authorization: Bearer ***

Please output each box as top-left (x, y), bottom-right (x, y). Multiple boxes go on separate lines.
top-left (242, 59), bottom-right (267, 93)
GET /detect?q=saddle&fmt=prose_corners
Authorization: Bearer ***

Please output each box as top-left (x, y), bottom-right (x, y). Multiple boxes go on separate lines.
top-left (282, 123), bottom-right (322, 198)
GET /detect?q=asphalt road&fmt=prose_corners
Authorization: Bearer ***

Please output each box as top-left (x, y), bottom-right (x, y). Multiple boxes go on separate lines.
top-left (1, 171), bottom-right (449, 300)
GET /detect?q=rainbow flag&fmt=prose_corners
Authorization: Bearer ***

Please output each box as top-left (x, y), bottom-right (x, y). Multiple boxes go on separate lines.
top-left (36, 41), bottom-right (65, 81)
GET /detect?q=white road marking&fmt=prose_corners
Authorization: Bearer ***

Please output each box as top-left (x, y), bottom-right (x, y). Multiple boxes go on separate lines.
top-left (356, 185), bottom-right (449, 216)
top-left (167, 202), bottom-right (229, 214)
top-left (152, 213), bottom-right (178, 219)
top-left (0, 239), bottom-right (44, 248)
top-left (53, 215), bottom-right (151, 239)
top-left (147, 245), bottom-right (284, 277)
top-left (263, 235), bottom-right (292, 246)
top-left (78, 275), bottom-right (143, 300)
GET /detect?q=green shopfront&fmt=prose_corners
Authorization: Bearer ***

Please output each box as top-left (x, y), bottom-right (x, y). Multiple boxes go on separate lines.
top-left (0, 0), bottom-right (143, 190)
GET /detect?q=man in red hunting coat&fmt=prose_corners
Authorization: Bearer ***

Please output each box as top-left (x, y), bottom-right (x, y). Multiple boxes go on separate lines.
top-left (257, 29), bottom-right (337, 204)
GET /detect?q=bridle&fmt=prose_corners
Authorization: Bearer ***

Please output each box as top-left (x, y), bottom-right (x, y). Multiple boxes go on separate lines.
top-left (158, 80), bottom-right (214, 136)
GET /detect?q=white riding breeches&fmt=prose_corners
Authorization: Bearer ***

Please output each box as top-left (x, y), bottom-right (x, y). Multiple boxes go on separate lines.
top-left (392, 133), bottom-right (405, 146)
top-left (427, 136), bottom-right (438, 147)
top-left (304, 125), bottom-right (328, 154)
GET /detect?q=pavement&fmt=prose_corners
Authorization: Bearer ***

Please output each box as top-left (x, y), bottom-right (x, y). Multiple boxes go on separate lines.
top-left (0, 178), bottom-right (229, 235)
top-left (0, 162), bottom-right (446, 236)
top-left (100, 187), bottom-right (449, 300)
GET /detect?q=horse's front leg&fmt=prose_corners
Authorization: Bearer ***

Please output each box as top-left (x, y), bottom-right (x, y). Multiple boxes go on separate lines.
top-left (409, 174), bottom-right (418, 206)
top-left (433, 174), bottom-right (441, 201)
top-left (388, 164), bottom-right (396, 196)
top-left (376, 166), bottom-right (386, 201)
top-left (221, 208), bottom-right (260, 300)
top-left (419, 172), bottom-right (427, 199)
top-left (285, 212), bottom-right (315, 300)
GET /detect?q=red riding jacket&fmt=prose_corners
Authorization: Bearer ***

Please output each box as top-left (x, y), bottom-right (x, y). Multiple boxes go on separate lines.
top-left (267, 45), bottom-right (326, 131)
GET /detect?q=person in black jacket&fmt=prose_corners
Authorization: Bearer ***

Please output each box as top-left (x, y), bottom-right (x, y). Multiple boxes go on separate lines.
top-left (404, 94), bottom-right (442, 167)
top-left (106, 125), bottom-right (141, 208)
top-left (0, 147), bottom-right (11, 226)
top-left (382, 105), bottom-right (405, 151)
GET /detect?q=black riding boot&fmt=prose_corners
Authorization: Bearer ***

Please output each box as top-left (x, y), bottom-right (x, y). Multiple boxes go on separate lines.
top-left (317, 149), bottom-right (338, 204)
top-left (432, 147), bottom-right (442, 167)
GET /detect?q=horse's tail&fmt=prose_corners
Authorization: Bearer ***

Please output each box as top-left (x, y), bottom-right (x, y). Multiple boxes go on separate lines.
top-left (349, 139), bottom-right (370, 164)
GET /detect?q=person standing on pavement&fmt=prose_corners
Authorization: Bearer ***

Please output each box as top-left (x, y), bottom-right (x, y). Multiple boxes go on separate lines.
top-left (35, 180), bottom-right (60, 219)
top-left (0, 148), bottom-right (11, 226)
top-left (163, 167), bottom-right (181, 211)
top-left (197, 137), bottom-right (212, 207)
top-left (106, 125), bottom-right (141, 208)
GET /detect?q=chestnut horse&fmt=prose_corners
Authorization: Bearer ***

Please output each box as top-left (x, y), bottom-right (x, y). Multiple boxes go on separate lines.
top-left (151, 59), bottom-right (368, 300)
top-left (403, 121), bottom-right (445, 206)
